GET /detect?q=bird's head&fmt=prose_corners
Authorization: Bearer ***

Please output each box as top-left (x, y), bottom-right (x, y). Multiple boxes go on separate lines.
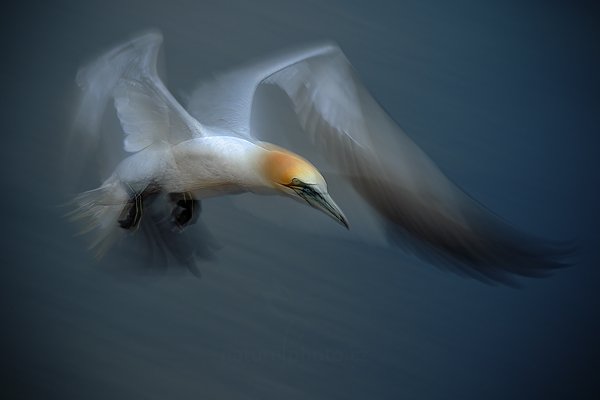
top-left (261, 145), bottom-right (349, 229)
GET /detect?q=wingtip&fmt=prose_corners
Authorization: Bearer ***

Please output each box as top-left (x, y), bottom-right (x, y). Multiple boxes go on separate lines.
top-left (134, 29), bottom-right (163, 45)
top-left (384, 218), bottom-right (577, 287)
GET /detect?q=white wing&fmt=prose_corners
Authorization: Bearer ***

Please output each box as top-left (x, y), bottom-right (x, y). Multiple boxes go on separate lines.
top-left (188, 42), bottom-right (571, 284)
top-left (74, 31), bottom-right (204, 152)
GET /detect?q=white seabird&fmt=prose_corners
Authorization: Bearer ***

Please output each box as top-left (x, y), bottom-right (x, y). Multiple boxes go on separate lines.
top-left (70, 31), bottom-right (570, 284)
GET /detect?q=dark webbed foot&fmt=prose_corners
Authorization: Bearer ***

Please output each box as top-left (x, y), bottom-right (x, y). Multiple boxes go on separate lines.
top-left (170, 192), bottom-right (200, 229)
top-left (117, 184), bottom-right (160, 231)
top-left (118, 194), bottom-right (144, 230)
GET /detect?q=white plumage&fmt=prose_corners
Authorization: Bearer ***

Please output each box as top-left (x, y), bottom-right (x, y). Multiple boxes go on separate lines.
top-left (69, 31), bottom-right (570, 284)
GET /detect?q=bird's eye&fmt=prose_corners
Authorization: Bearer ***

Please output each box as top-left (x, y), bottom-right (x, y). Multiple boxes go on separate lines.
top-left (286, 178), bottom-right (310, 191)
top-left (288, 178), bottom-right (305, 187)
top-left (284, 178), bottom-right (322, 203)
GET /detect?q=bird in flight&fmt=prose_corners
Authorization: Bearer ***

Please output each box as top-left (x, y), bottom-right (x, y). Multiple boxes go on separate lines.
top-left (70, 31), bottom-right (570, 284)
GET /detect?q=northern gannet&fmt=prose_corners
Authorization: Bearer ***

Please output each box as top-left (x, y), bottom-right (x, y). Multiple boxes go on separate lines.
top-left (70, 31), bottom-right (570, 284)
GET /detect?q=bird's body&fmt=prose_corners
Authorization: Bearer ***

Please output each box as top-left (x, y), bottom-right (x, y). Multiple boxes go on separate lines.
top-left (69, 31), bottom-right (571, 284)
top-left (113, 136), bottom-right (264, 196)
top-left (101, 134), bottom-right (329, 201)
top-left (170, 137), bottom-right (261, 195)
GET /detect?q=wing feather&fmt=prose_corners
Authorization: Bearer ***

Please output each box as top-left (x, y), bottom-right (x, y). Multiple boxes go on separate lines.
top-left (74, 31), bottom-right (203, 153)
top-left (188, 42), bottom-right (573, 283)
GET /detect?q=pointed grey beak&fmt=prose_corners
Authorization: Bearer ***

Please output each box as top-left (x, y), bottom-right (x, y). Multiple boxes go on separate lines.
top-left (309, 192), bottom-right (349, 229)
top-left (283, 179), bottom-right (349, 229)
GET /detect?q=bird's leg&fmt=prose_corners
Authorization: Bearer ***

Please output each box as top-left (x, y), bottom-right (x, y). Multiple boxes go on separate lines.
top-left (118, 184), bottom-right (159, 231)
top-left (169, 192), bottom-right (200, 230)
top-left (118, 193), bottom-right (143, 230)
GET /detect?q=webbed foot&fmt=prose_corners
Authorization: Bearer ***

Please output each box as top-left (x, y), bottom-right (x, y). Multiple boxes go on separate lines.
top-left (170, 192), bottom-right (200, 229)
top-left (118, 194), bottom-right (144, 230)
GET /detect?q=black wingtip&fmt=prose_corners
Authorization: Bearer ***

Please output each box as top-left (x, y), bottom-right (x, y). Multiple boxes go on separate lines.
top-left (385, 220), bottom-right (577, 287)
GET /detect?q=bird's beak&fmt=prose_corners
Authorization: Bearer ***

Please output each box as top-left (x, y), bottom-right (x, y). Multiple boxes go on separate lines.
top-left (309, 192), bottom-right (349, 229)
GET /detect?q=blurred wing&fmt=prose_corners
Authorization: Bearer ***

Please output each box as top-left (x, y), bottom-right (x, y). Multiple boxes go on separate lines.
top-left (74, 31), bottom-right (204, 152)
top-left (188, 42), bottom-right (338, 138)
top-left (189, 42), bottom-right (571, 284)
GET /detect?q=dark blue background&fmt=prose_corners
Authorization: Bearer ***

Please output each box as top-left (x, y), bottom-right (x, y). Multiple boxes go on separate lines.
top-left (2, 1), bottom-right (599, 399)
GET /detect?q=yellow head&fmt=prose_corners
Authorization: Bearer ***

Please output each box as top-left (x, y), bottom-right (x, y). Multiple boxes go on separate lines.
top-left (260, 144), bottom-right (348, 229)
top-left (263, 148), bottom-right (325, 188)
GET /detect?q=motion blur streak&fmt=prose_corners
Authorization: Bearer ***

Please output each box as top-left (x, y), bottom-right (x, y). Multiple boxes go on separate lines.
top-left (71, 31), bottom-right (571, 285)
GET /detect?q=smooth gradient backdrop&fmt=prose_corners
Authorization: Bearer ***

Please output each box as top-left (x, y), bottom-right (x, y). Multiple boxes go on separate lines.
top-left (2, 1), bottom-right (599, 399)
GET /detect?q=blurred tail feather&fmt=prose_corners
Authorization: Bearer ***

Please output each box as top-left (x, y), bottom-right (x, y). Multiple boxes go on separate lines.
top-left (68, 184), bottom-right (129, 258)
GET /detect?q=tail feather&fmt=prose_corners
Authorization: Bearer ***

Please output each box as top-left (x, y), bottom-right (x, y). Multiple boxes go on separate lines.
top-left (67, 186), bottom-right (219, 275)
top-left (68, 184), bottom-right (129, 258)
